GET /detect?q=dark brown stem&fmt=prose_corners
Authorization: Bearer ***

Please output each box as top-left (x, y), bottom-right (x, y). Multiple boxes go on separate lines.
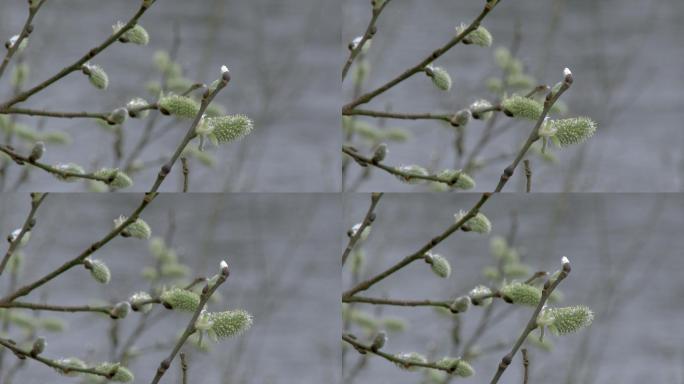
top-left (180, 352), bottom-right (188, 384)
top-left (0, 1), bottom-right (45, 80)
top-left (524, 159), bottom-right (532, 193)
top-left (181, 157), bottom-right (189, 192)
top-left (341, 192), bottom-right (382, 265)
top-left (0, 193), bottom-right (47, 275)
top-left (341, 0), bottom-right (392, 81)
top-left (522, 348), bottom-right (529, 384)
top-left (0, 145), bottom-right (111, 183)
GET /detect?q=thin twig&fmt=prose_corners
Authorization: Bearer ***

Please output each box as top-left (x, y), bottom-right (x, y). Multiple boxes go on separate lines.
top-left (0, 193), bottom-right (47, 275)
top-left (0, 1), bottom-right (46, 80)
top-left (524, 159), bottom-right (532, 193)
top-left (0, 337), bottom-right (111, 378)
top-left (149, 264), bottom-right (230, 384)
top-left (1, 0), bottom-right (158, 108)
top-left (341, 0), bottom-right (392, 80)
top-left (181, 157), bottom-right (189, 192)
top-left (0, 145), bottom-right (112, 183)
top-left (522, 348), bottom-right (529, 384)
top-left (488, 261), bottom-right (571, 384)
top-left (341, 193), bottom-right (382, 265)
top-left (0, 301), bottom-right (112, 315)
top-left (180, 352), bottom-right (188, 384)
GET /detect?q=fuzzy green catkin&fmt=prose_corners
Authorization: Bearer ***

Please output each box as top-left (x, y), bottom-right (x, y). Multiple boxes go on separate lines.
top-left (395, 352), bottom-right (427, 371)
top-left (113, 22), bottom-right (149, 45)
top-left (455, 211), bottom-right (492, 234)
top-left (55, 357), bottom-right (87, 376)
top-left (456, 23), bottom-right (493, 47)
top-left (501, 282), bottom-right (542, 306)
top-left (95, 363), bottom-right (134, 383)
top-left (547, 306), bottom-right (594, 335)
top-left (81, 63), bottom-right (108, 90)
top-left (469, 285), bottom-right (493, 306)
top-left (129, 292), bottom-right (153, 313)
top-left (160, 288), bottom-right (200, 312)
top-left (470, 99), bottom-right (494, 120)
top-left (207, 115), bottom-right (254, 145)
top-left (84, 259), bottom-right (111, 284)
top-left (396, 165), bottom-right (429, 184)
top-left (126, 97), bottom-right (150, 118)
top-left (437, 169), bottom-right (475, 190)
top-left (114, 216), bottom-right (151, 239)
top-left (425, 66), bottom-right (452, 91)
top-left (551, 117), bottom-right (597, 147)
top-left (426, 253), bottom-right (451, 278)
top-left (501, 95), bottom-right (543, 120)
top-left (158, 94), bottom-right (200, 118)
top-left (94, 168), bottom-right (133, 189)
top-left (208, 309), bottom-right (253, 339)
top-left (54, 163), bottom-right (85, 182)
top-left (436, 357), bottom-right (475, 377)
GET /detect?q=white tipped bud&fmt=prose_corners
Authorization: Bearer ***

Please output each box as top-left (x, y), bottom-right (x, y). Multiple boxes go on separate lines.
top-left (219, 260), bottom-right (229, 276)
top-left (111, 301), bottom-right (131, 319)
top-left (30, 337), bottom-right (46, 356)
top-left (563, 67), bottom-right (572, 78)
top-left (221, 65), bottom-right (229, 75)
top-left (28, 141), bottom-right (45, 162)
top-left (371, 331), bottom-right (387, 351)
top-left (561, 256), bottom-right (569, 266)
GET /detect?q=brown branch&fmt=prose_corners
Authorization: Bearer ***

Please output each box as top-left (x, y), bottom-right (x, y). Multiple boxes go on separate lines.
top-left (1, 0), bottom-right (158, 108)
top-left (488, 260), bottom-right (571, 384)
top-left (341, 192), bottom-right (382, 265)
top-left (149, 263), bottom-right (230, 384)
top-left (0, 108), bottom-right (110, 122)
top-left (343, 1), bottom-right (500, 112)
top-left (180, 352), bottom-right (188, 384)
top-left (0, 193), bottom-right (47, 275)
top-left (341, 0), bottom-right (392, 80)
top-left (524, 159), bottom-right (531, 193)
top-left (522, 348), bottom-right (529, 384)
top-left (0, 1), bottom-right (46, 80)
top-left (181, 157), bottom-right (189, 192)
top-left (0, 337), bottom-right (111, 378)
top-left (0, 145), bottom-right (111, 183)
top-left (0, 301), bottom-right (112, 315)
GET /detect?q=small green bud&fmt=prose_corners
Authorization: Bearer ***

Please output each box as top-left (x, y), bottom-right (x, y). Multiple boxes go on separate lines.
top-left (450, 109), bottom-right (471, 127)
top-left (111, 301), bottom-right (131, 319)
top-left (83, 258), bottom-right (111, 284)
top-left (81, 63), bottom-right (109, 90)
top-left (208, 310), bottom-right (253, 340)
top-left (371, 143), bottom-right (388, 163)
top-left (126, 97), bottom-right (150, 118)
top-left (502, 95), bottom-right (543, 120)
top-left (449, 296), bottom-right (471, 313)
top-left (349, 36), bottom-right (371, 54)
top-left (94, 168), bottom-right (133, 189)
top-left (470, 99), bottom-right (494, 120)
top-left (546, 306), bottom-right (594, 335)
top-left (456, 23), bottom-right (493, 47)
top-left (455, 210), bottom-right (492, 234)
top-left (5, 35), bottom-right (28, 52)
top-left (95, 363), bottom-right (134, 383)
top-left (395, 352), bottom-right (427, 371)
top-left (55, 357), bottom-right (87, 376)
top-left (129, 292), bottom-right (153, 313)
top-left (371, 331), bottom-right (387, 351)
top-left (396, 165), bottom-right (429, 184)
top-left (436, 357), bottom-right (475, 377)
top-left (425, 65), bottom-right (452, 91)
top-left (30, 337), bottom-right (46, 356)
top-left (501, 282), bottom-right (542, 306)
top-left (469, 285), bottom-right (493, 306)
top-left (551, 117), bottom-right (597, 147)
top-left (107, 108), bottom-right (128, 126)
top-left (11, 63), bottom-right (29, 87)
top-left (114, 216), bottom-right (151, 239)
top-left (160, 288), bottom-right (200, 312)
top-left (53, 163), bottom-right (85, 182)
top-left (207, 115), bottom-right (254, 145)
top-left (435, 169), bottom-right (475, 190)
top-left (28, 141), bottom-right (45, 162)
top-left (371, 0), bottom-right (385, 10)
top-left (158, 94), bottom-right (200, 118)
top-left (113, 22), bottom-right (149, 45)
top-left (9, 228), bottom-right (31, 248)
top-left (425, 252), bottom-right (451, 278)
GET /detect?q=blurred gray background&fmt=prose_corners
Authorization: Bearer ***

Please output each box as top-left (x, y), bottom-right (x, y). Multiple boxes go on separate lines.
top-left (0, 0), bottom-right (340, 192)
top-left (343, 0), bottom-right (684, 192)
top-left (0, 193), bottom-right (341, 383)
top-left (343, 193), bottom-right (684, 383)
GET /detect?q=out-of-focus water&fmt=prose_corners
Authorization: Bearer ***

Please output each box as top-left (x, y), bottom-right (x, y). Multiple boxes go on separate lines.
top-left (0, 0), bottom-right (340, 192)
top-left (343, 193), bottom-right (684, 383)
top-left (0, 194), bottom-right (341, 383)
top-left (343, 0), bottom-right (684, 192)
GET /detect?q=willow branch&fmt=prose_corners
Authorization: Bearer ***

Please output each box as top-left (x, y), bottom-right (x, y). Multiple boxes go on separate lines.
top-left (343, 1), bottom-right (499, 111)
top-left (341, 0), bottom-right (392, 81)
top-left (0, 145), bottom-right (111, 183)
top-left (522, 348), bottom-right (529, 384)
top-left (0, 193), bottom-right (47, 275)
top-left (342, 333), bottom-right (456, 373)
top-left (0, 301), bottom-right (112, 315)
top-left (0, 1), bottom-right (46, 81)
top-left (1, 0), bottom-right (157, 108)
top-left (341, 192), bottom-right (382, 265)
top-left (149, 264), bottom-right (229, 384)
top-left (0, 108), bottom-right (110, 122)
top-left (0, 337), bottom-right (111, 378)
top-left (488, 261), bottom-right (571, 384)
